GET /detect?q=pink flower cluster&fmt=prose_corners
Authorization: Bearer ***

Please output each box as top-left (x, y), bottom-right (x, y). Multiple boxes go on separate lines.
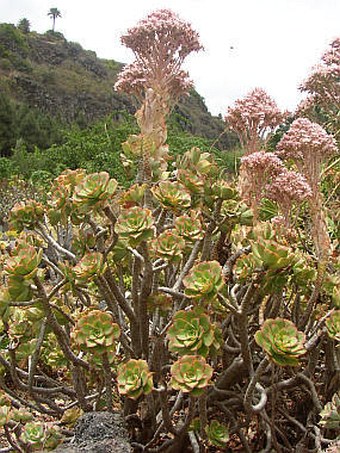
top-left (299, 37), bottom-right (340, 110)
top-left (240, 151), bottom-right (284, 208)
top-left (120, 9), bottom-right (202, 61)
top-left (225, 88), bottom-right (284, 154)
top-left (266, 170), bottom-right (312, 218)
top-left (241, 151), bottom-right (284, 177)
top-left (276, 118), bottom-right (337, 163)
top-left (115, 9), bottom-right (202, 102)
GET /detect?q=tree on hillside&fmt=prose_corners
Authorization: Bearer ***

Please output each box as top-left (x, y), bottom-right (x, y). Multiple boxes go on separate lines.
top-left (17, 18), bottom-right (31, 33)
top-left (47, 8), bottom-right (62, 32)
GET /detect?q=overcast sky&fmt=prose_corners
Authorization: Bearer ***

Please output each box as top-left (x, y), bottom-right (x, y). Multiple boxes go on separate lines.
top-left (2, 0), bottom-right (340, 115)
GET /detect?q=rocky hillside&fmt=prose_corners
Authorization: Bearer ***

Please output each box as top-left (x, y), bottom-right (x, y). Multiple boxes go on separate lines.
top-left (0, 23), bottom-right (235, 149)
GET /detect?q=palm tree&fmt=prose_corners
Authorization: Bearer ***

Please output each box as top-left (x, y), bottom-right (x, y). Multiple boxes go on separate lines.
top-left (47, 8), bottom-right (62, 32)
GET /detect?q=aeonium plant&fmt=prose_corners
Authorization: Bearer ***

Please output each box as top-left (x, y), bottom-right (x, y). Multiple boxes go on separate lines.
top-left (0, 9), bottom-right (338, 453)
top-left (255, 318), bottom-right (307, 366)
top-left (183, 260), bottom-right (224, 304)
top-left (167, 308), bottom-right (222, 357)
top-left (205, 420), bottom-right (229, 448)
top-left (114, 206), bottom-right (155, 247)
top-left (170, 355), bottom-right (213, 396)
top-left (72, 309), bottom-right (121, 355)
top-left (117, 359), bottom-right (153, 400)
top-left (325, 311), bottom-right (340, 342)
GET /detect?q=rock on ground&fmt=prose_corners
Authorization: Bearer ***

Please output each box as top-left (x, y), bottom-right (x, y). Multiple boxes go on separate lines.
top-left (52, 411), bottom-right (132, 453)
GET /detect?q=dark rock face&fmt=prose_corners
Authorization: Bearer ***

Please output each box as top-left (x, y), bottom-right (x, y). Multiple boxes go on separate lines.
top-left (53, 411), bottom-right (132, 453)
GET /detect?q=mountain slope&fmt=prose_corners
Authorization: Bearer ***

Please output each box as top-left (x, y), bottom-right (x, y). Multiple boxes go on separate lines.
top-left (0, 23), bottom-right (236, 151)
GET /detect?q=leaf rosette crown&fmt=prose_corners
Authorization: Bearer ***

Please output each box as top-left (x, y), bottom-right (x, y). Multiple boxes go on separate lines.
top-left (255, 318), bottom-right (306, 366)
top-left (117, 359), bottom-right (153, 400)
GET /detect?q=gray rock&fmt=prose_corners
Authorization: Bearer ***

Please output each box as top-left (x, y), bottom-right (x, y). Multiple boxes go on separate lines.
top-left (53, 411), bottom-right (132, 453)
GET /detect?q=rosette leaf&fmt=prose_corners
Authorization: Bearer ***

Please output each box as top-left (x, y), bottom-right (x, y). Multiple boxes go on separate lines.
top-left (211, 180), bottom-right (238, 201)
top-left (151, 230), bottom-right (185, 262)
top-left (147, 292), bottom-right (173, 314)
top-left (0, 393), bottom-right (11, 427)
top-left (73, 252), bottom-right (106, 283)
top-left (9, 200), bottom-right (44, 231)
top-left (72, 172), bottom-right (118, 212)
top-left (115, 206), bottom-right (155, 247)
top-left (251, 237), bottom-right (298, 271)
top-left (255, 318), bottom-right (306, 366)
top-left (11, 408), bottom-right (33, 423)
top-left (167, 308), bottom-right (221, 357)
top-left (325, 311), bottom-right (340, 341)
top-left (7, 276), bottom-right (33, 302)
top-left (177, 147), bottom-right (218, 177)
top-left (4, 241), bottom-right (42, 279)
top-left (43, 425), bottom-right (64, 450)
top-left (117, 359), bottom-right (153, 400)
top-left (174, 211), bottom-right (204, 242)
top-left (120, 183), bottom-right (148, 208)
top-left (0, 406), bottom-right (11, 427)
top-left (170, 355), bottom-right (213, 396)
top-left (177, 169), bottom-right (205, 194)
top-left (183, 261), bottom-right (224, 304)
top-left (21, 422), bottom-right (45, 450)
top-left (151, 181), bottom-right (191, 213)
top-left (72, 310), bottom-right (120, 355)
top-left (48, 169), bottom-right (86, 224)
top-left (205, 420), bottom-right (229, 447)
top-left (319, 393), bottom-right (340, 429)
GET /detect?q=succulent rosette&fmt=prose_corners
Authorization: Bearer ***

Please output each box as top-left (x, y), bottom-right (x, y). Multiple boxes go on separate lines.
top-left (72, 310), bottom-right (120, 355)
top-left (325, 311), bottom-right (340, 342)
top-left (120, 183), bottom-right (148, 208)
top-left (251, 237), bottom-right (298, 271)
top-left (183, 260), bottom-right (224, 304)
top-left (174, 211), bottom-right (204, 243)
top-left (114, 206), bottom-right (155, 247)
top-left (8, 307), bottom-right (37, 341)
top-left (205, 420), bottom-right (229, 447)
top-left (151, 230), bottom-right (185, 262)
top-left (73, 252), bottom-right (106, 283)
top-left (220, 200), bottom-right (253, 229)
top-left (20, 422), bottom-right (45, 449)
top-left (4, 241), bottom-right (42, 279)
top-left (11, 408), bottom-right (33, 423)
top-left (211, 180), bottom-right (238, 201)
top-left (0, 406), bottom-right (10, 427)
top-left (177, 169), bottom-right (205, 194)
top-left (170, 355), bottom-right (213, 396)
top-left (9, 200), bottom-right (44, 231)
top-left (151, 181), bottom-right (191, 213)
top-left (4, 241), bottom-right (42, 301)
top-left (72, 172), bottom-right (118, 212)
top-left (48, 169), bottom-right (86, 224)
top-left (167, 308), bottom-right (221, 357)
top-left (117, 359), bottom-right (153, 400)
top-left (319, 393), bottom-right (340, 429)
top-left (255, 318), bottom-right (306, 366)
top-left (177, 147), bottom-right (217, 177)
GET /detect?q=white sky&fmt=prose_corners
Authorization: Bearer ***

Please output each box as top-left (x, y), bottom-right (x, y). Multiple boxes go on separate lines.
top-left (2, 0), bottom-right (340, 116)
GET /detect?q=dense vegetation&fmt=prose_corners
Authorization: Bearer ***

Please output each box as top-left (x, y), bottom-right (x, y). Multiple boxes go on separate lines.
top-left (0, 9), bottom-right (339, 453)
